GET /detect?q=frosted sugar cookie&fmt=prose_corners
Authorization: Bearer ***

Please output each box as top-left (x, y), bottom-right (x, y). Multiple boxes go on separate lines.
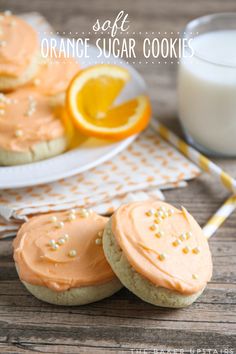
top-left (0, 12), bottom-right (40, 91)
top-left (0, 89), bottom-right (68, 165)
top-left (103, 201), bottom-right (212, 308)
top-left (30, 53), bottom-right (80, 105)
top-left (13, 209), bottom-right (122, 305)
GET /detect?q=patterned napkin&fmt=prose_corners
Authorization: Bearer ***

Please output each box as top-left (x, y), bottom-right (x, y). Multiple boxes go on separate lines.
top-left (0, 128), bottom-right (199, 237)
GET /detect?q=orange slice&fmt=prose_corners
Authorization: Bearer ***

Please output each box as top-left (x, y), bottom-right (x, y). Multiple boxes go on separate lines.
top-left (66, 64), bottom-right (151, 140)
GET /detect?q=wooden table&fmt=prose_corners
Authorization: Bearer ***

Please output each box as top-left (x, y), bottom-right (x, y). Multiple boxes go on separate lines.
top-left (0, 0), bottom-right (236, 352)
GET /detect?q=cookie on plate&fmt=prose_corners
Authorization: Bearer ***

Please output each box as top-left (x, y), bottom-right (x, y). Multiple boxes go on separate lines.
top-left (0, 12), bottom-right (41, 91)
top-left (13, 209), bottom-right (122, 305)
top-left (0, 88), bottom-right (68, 165)
top-left (103, 201), bottom-right (212, 308)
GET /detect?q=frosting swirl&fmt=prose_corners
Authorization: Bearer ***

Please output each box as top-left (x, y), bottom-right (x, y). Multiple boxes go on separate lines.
top-left (0, 88), bottom-right (65, 152)
top-left (13, 210), bottom-right (116, 291)
top-left (0, 13), bottom-right (38, 77)
top-left (112, 201), bottom-right (212, 295)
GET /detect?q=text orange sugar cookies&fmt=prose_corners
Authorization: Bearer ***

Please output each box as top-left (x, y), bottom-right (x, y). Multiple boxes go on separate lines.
top-left (13, 209), bottom-right (122, 305)
top-left (0, 12), bottom-right (40, 91)
top-left (0, 88), bottom-right (68, 165)
top-left (103, 201), bottom-right (212, 308)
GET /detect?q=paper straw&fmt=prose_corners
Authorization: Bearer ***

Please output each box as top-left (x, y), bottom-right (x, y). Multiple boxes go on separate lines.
top-left (151, 119), bottom-right (236, 238)
top-left (203, 194), bottom-right (236, 238)
top-left (151, 120), bottom-right (236, 194)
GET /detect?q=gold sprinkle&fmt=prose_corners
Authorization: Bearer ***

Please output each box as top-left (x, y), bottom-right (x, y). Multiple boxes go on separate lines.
top-left (155, 210), bottom-right (164, 218)
top-left (48, 239), bottom-right (56, 246)
top-left (58, 238), bottom-right (66, 245)
top-left (57, 221), bottom-right (64, 228)
top-left (186, 231), bottom-right (193, 239)
top-left (150, 224), bottom-right (157, 231)
top-left (52, 244), bottom-right (59, 251)
top-left (179, 233), bottom-right (186, 241)
top-left (158, 253), bottom-right (166, 261)
top-left (68, 249), bottom-right (77, 257)
top-left (95, 238), bottom-right (102, 245)
top-left (192, 274), bottom-right (198, 280)
top-left (168, 209), bottom-right (175, 216)
top-left (63, 233), bottom-right (69, 240)
top-left (50, 216), bottom-right (58, 222)
top-left (146, 209), bottom-right (155, 216)
top-left (70, 208), bottom-right (76, 214)
top-left (192, 247), bottom-right (200, 254)
top-left (163, 211), bottom-right (169, 218)
top-left (182, 246), bottom-right (190, 254)
top-left (154, 217), bottom-right (162, 224)
top-left (155, 231), bottom-right (164, 238)
top-left (172, 239), bottom-right (181, 247)
top-left (68, 213), bottom-right (76, 221)
top-left (14, 129), bottom-right (23, 137)
top-left (79, 208), bottom-right (89, 218)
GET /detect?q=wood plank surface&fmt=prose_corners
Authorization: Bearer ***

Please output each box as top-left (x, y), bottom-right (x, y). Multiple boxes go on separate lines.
top-left (0, 0), bottom-right (236, 352)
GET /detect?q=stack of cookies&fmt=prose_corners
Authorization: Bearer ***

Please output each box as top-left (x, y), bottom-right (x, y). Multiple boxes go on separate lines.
top-left (0, 11), bottom-right (80, 165)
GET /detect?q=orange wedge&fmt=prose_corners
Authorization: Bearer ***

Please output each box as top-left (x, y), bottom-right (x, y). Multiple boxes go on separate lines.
top-left (66, 64), bottom-right (151, 140)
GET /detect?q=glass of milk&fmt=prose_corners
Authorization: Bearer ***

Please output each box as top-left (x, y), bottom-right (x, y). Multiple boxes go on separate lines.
top-left (178, 13), bottom-right (236, 156)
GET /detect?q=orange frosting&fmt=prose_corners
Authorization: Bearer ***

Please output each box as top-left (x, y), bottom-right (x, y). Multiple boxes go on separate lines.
top-left (0, 88), bottom-right (65, 152)
top-left (0, 13), bottom-right (38, 77)
top-left (112, 201), bottom-right (212, 295)
top-left (30, 54), bottom-right (80, 96)
top-left (13, 210), bottom-right (116, 292)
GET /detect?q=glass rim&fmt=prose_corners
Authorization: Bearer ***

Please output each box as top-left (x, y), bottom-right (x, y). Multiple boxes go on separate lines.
top-left (182, 12), bottom-right (236, 68)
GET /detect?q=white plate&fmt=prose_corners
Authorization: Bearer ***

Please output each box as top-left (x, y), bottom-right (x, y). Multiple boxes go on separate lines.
top-left (0, 32), bottom-right (147, 189)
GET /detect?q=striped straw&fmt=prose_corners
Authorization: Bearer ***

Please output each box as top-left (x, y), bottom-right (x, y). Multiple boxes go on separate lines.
top-left (203, 195), bottom-right (236, 238)
top-left (151, 119), bottom-right (236, 193)
top-left (151, 119), bottom-right (236, 238)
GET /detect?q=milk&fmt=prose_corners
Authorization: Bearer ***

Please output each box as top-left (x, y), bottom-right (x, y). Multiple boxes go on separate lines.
top-left (178, 30), bottom-right (236, 156)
